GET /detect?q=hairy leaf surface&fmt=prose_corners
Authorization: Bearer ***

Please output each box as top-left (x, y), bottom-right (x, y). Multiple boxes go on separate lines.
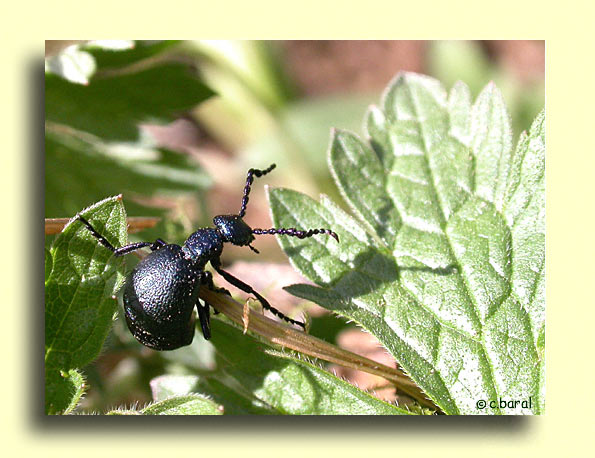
top-left (271, 74), bottom-right (545, 414)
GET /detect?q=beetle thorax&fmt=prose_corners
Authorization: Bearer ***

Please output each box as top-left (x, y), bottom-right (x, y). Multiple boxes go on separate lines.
top-left (181, 228), bottom-right (223, 266)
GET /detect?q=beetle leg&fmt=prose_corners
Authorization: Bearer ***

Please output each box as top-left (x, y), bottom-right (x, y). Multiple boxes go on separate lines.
top-left (77, 215), bottom-right (167, 256)
top-left (211, 260), bottom-right (305, 330)
top-left (195, 299), bottom-right (211, 340)
top-left (201, 270), bottom-right (232, 309)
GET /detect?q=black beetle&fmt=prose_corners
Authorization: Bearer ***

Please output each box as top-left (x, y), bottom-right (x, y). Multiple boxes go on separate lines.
top-left (76, 164), bottom-right (338, 350)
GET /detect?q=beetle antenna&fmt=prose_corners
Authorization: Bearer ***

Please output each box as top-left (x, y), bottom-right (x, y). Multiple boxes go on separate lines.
top-left (252, 227), bottom-right (339, 242)
top-left (248, 244), bottom-right (260, 254)
top-left (238, 164), bottom-right (276, 218)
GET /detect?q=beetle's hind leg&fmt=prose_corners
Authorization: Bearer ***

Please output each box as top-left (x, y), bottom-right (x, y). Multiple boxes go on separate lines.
top-left (195, 298), bottom-right (212, 340)
top-left (200, 271), bottom-right (232, 316)
top-left (200, 270), bottom-right (232, 297)
top-left (195, 270), bottom-right (232, 340)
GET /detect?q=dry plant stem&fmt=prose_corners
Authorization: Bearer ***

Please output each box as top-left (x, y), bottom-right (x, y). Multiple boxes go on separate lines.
top-left (45, 217), bottom-right (160, 235)
top-left (201, 288), bottom-right (437, 411)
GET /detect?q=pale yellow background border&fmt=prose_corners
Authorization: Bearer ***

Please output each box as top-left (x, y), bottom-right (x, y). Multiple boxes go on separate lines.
top-left (5, 0), bottom-right (592, 456)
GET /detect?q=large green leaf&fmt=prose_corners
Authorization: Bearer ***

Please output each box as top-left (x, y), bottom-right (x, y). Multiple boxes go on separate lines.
top-left (270, 73), bottom-right (544, 415)
top-left (45, 41), bottom-right (213, 219)
top-left (45, 129), bottom-right (210, 218)
top-left (45, 196), bottom-right (127, 414)
top-left (83, 41), bottom-right (182, 71)
top-left (46, 62), bottom-right (214, 142)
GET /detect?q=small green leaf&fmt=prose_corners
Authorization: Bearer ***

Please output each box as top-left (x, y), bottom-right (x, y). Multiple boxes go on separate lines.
top-left (271, 73), bottom-right (544, 415)
top-left (45, 369), bottom-right (85, 415)
top-left (141, 395), bottom-right (222, 415)
top-left (45, 196), bottom-right (127, 414)
top-left (46, 62), bottom-right (214, 141)
top-left (257, 352), bottom-right (411, 415)
top-left (202, 320), bottom-right (410, 415)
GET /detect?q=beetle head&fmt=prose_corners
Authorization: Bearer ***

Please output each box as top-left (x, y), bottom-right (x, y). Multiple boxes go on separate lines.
top-left (213, 214), bottom-right (255, 247)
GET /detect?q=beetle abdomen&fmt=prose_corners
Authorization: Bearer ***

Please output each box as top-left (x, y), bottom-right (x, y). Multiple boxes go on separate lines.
top-left (123, 245), bottom-right (200, 350)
